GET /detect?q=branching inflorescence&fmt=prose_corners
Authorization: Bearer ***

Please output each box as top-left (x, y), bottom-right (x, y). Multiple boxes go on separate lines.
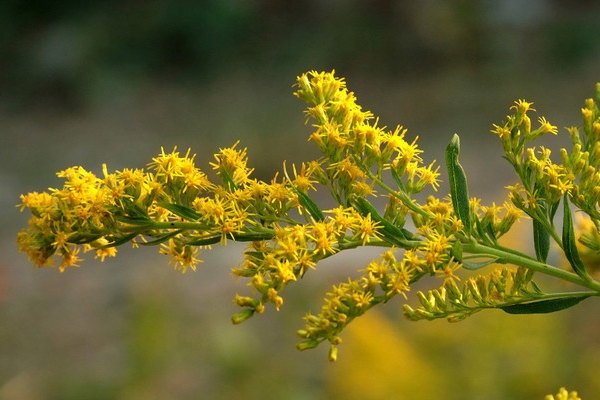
top-left (17, 71), bottom-right (600, 368)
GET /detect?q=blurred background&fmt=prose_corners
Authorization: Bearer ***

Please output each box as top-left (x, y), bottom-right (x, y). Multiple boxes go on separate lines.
top-left (2, 1), bottom-right (600, 399)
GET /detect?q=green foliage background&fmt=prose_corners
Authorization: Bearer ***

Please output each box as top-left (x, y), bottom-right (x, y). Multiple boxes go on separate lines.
top-left (2, 2), bottom-right (600, 399)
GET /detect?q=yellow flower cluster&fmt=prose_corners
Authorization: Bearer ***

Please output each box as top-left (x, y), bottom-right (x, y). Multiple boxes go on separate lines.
top-left (566, 93), bottom-right (600, 219)
top-left (494, 90), bottom-right (600, 224)
top-left (17, 70), bottom-right (453, 358)
top-left (16, 145), bottom-right (281, 272)
top-left (17, 69), bottom-right (600, 372)
top-left (18, 165), bottom-right (118, 271)
top-left (231, 206), bottom-right (386, 321)
top-left (296, 248), bottom-right (414, 361)
top-left (491, 99), bottom-right (574, 210)
top-left (294, 70), bottom-right (440, 203)
top-left (544, 387), bottom-right (582, 400)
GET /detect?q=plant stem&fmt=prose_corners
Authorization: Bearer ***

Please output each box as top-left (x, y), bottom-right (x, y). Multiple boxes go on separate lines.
top-left (462, 241), bottom-right (600, 292)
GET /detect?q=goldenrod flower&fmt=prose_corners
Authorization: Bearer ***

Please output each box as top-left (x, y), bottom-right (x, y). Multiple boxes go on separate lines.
top-left (17, 70), bottom-right (600, 374)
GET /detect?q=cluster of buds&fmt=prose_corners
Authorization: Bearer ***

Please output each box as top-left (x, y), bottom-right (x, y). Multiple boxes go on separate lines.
top-left (231, 205), bottom-right (387, 323)
top-left (296, 248), bottom-right (416, 361)
top-left (403, 267), bottom-right (538, 322)
top-left (294, 70), bottom-right (440, 204)
top-left (544, 387), bottom-right (582, 400)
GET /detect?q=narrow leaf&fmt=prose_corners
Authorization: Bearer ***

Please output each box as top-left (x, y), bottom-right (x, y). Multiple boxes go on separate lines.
top-left (158, 202), bottom-right (201, 221)
top-left (533, 217), bottom-right (550, 263)
top-left (295, 189), bottom-right (325, 222)
top-left (500, 294), bottom-right (591, 314)
top-left (184, 235), bottom-right (222, 246)
top-left (232, 232), bottom-right (276, 242)
top-left (390, 167), bottom-right (406, 192)
top-left (116, 216), bottom-right (154, 227)
top-left (219, 168), bottom-right (238, 191)
top-left (484, 223), bottom-right (498, 245)
top-left (118, 199), bottom-right (150, 219)
top-left (69, 233), bottom-right (104, 245)
top-left (138, 229), bottom-right (183, 246)
top-left (462, 257), bottom-right (500, 271)
top-left (549, 200), bottom-right (560, 223)
top-left (102, 232), bottom-right (139, 248)
top-left (562, 195), bottom-right (591, 280)
top-left (474, 217), bottom-right (493, 246)
top-left (446, 134), bottom-right (471, 235)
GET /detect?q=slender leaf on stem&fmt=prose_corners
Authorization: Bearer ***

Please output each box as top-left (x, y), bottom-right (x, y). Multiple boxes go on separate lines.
top-left (446, 134), bottom-right (471, 235)
top-left (390, 167), bottom-right (406, 192)
top-left (562, 195), bottom-right (591, 281)
top-left (138, 230), bottom-right (184, 246)
top-left (500, 294), bottom-right (592, 314)
top-left (462, 256), bottom-right (500, 271)
top-left (295, 189), bottom-right (325, 222)
top-left (158, 202), bottom-right (202, 221)
top-left (184, 236), bottom-right (222, 246)
top-left (533, 217), bottom-right (550, 263)
top-left (102, 232), bottom-right (139, 248)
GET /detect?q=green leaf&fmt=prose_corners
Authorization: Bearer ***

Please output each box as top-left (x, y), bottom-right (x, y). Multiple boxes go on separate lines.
top-left (120, 199), bottom-right (150, 219)
top-left (484, 223), bottom-right (498, 245)
top-left (158, 202), bottom-right (201, 221)
top-left (562, 195), bottom-right (591, 280)
top-left (533, 217), bottom-right (550, 263)
top-left (232, 232), bottom-right (276, 242)
top-left (295, 189), bottom-right (325, 222)
top-left (185, 236), bottom-right (221, 246)
top-left (138, 229), bottom-right (183, 246)
top-left (462, 256), bottom-right (500, 271)
top-left (185, 231), bottom-right (274, 246)
top-left (474, 216), bottom-right (494, 246)
top-left (102, 232), bottom-right (139, 248)
top-left (390, 167), bottom-right (406, 192)
top-left (500, 294), bottom-right (592, 314)
top-left (115, 216), bottom-right (154, 227)
top-left (69, 233), bottom-right (104, 245)
top-left (549, 200), bottom-right (560, 223)
top-left (219, 168), bottom-right (238, 191)
top-left (446, 134), bottom-right (471, 235)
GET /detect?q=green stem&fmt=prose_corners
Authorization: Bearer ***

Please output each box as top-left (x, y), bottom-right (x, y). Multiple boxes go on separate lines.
top-left (462, 241), bottom-right (600, 292)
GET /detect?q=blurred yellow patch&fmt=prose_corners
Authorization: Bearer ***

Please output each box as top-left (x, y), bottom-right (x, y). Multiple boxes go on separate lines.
top-left (326, 310), bottom-right (444, 400)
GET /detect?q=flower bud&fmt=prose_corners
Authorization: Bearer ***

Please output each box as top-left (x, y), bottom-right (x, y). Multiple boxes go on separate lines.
top-left (231, 309), bottom-right (255, 325)
top-left (296, 340), bottom-right (319, 351)
top-left (328, 345), bottom-right (338, 362)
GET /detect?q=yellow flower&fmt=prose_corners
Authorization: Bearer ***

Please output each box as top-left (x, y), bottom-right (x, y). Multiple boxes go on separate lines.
top-left (391, 136), bottom-right (422, 173)
top-left (58, 247), bottom-right (82, 272)
top-left (149, 147), bottom-right (186, 182)
top-left (159, 239), bottom-right (202, 273)
top-left (435, 257), bottom-right (462, 283)
top-left (210, 141), bottom-right (254, 186)
top-left (289, 162), bottom-right (317, 193)
top-left (352, 213), bottom-right (382, 245)
top-left (511, 99), bottom-right (535, 114)
top-left (310, 221), bottom-right (338, 255)
top-left (491, 123), bottom-right (511, 140)
top-left (329, 206), bottom-right (360, 233)
top-left (415, 162), bottom-right (440, 192)
top-left (537, 116), bottom-right (558, 135)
